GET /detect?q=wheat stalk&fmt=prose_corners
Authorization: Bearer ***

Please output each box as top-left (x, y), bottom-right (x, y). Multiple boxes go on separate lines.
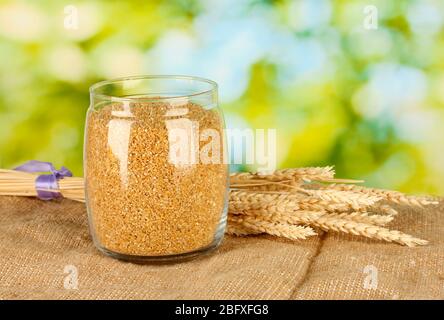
top-left (0, 169), bottom-right (85, 202)
top-left (230, 180), bottom-right (302, 192)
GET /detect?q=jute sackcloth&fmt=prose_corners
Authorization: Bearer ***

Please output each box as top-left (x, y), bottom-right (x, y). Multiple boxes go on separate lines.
top-left (0, 196), bottom-right (442, 299)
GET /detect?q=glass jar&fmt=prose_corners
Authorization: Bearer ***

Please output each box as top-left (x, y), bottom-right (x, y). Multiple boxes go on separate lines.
top-left (84, 75), bottom-right (228, 263)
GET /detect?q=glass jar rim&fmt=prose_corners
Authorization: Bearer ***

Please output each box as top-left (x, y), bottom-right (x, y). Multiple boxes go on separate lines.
top-left (89, 75), bottom-right (218, 102)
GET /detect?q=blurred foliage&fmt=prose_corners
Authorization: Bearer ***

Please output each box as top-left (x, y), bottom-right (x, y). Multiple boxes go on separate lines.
top-left (0, 0), bottom-right (443, 194)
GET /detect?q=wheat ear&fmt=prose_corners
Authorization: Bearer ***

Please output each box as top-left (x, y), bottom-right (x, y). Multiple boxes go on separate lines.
top-left (229, 216), bottom-right (317, 240)
top-left (303, 189), bottom-right (382, 209)
top-left (229, 190), bottom-right (371, 213)
top-left (229, 190), bottom-right (302, 213)
top-left (327, 212), bottom-right (394, 226)
top-left (226, 220), bottom-right (262, 236)
top-left (242, 210), bottom-right (392, 227)
top-left (310, 216), bottom-right (428, 247)
top-left (325, 184), bottom-right (438, 207)
top-left (235, 210), bottom-right (324, 225)
top-left (373, 204), bottom-right (399, 216)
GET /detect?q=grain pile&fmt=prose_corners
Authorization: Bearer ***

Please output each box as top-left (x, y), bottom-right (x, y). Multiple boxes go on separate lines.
top-left (85, 100), bottom-right (228, 257)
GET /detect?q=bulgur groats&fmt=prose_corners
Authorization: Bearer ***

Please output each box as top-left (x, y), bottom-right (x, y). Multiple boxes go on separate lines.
top-left (84, 100), bottom-right (228, 259)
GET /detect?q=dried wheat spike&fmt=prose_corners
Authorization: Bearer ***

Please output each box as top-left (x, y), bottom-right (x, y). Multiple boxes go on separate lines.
top-left (230, 207), bottom-right (327, 225)
top-left (226, 220), bottom-right (261, 236)
top-left (229, 193), bottom-right (311, 214)
top-left (328, 212), bottom-right (394, 226)
top-left (244, 209), bottom-right (392, 227)
top-left (311, 216), bottom-right (428, 247)
top-left (325, 184), bottom-right (439, 207)
top-left (229, 190), bottom-right (302, 213)
top-left (304, 189), bottom-right (382, 210)
top-left (229, 189), bottom-right (363, 214)
top-left (294, 198), bottom-right (352, 212)
top-left (240, 210), bottom-right (323, 225)
top-left (230, 189), bottom-right (300, 203)
top-left (230, 166), bottom-right (335, 183)
top-left (229, 216), bottom-right (317, 240)
top-left (375, 204), bottom-right (399, 216)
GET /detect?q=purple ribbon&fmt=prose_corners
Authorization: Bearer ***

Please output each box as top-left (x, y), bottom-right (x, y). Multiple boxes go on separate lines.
top-left (14, 160), bottom-right (73, 200)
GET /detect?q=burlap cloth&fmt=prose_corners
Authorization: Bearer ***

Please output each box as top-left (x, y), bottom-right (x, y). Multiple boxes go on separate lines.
top-left (0, 196), bottom-right (442, 300)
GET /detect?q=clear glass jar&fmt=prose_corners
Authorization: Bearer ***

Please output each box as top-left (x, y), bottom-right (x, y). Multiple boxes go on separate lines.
top-left (84, 75), bottom-right (228, 263)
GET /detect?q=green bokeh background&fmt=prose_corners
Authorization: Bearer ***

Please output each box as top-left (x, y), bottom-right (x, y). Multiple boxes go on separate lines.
top-left (1, 0), bottom-right (443, 194)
